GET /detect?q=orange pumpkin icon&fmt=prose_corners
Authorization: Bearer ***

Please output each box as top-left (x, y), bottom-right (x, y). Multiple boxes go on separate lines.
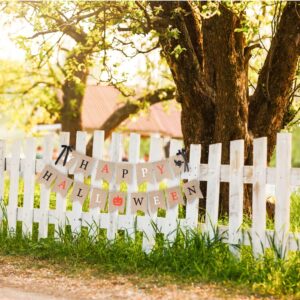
top-left (112, 196), bottom-right (123, 206)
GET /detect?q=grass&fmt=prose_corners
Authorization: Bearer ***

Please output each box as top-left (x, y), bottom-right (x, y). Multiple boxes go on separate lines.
top-left (0, 222), bottom-right (299, 297)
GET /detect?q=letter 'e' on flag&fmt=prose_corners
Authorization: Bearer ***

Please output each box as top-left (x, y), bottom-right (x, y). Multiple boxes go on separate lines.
top-left (182, 180), bottom-right (203, 202)
top-left (130, 192), bottom-right (147, 213)
top-left (52, 174), bottom-right (73, 197)
top-left (70, 182), bottom-right (90, 205)
top-left (148, 190), bottom-right (166, 214)
top-left (165, 186), bottom-right (184, 208)
top-left (108, 191), bottom-right (126, 213)
top-left (95, 160), bottom-right (115, 182)
top-left (89, 188), bottom-right (107, 210)
top-left (36, 165), bottom-right (57, 187)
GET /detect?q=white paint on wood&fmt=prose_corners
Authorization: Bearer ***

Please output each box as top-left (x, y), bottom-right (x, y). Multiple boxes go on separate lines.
top-left (275, 133), bottom-right (291, 258)
top-left (252, 137), bottom-right (267, 256)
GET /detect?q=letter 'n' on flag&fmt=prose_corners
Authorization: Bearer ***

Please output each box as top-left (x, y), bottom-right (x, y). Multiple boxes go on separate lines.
top-left (130, 192), bottom-right (147, 213)
top-left (182, 179), bottom-right (203, 202)
top-left (95, 160), bottom-right (115, 182)
top-left (90, 188), bottom-right (107, 210)
top-left (52, 174), bottom-right (73, 197)
top-left (36, 165), bottom-right (58, 187)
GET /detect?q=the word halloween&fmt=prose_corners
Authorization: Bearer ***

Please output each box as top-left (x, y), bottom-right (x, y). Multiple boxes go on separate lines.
top-left (37, 165), bottom-right (203, 213)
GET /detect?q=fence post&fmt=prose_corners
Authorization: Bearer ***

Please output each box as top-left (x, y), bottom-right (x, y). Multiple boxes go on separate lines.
top-left (142, 135), bottom-right (163, 253)
top-left (275, 132), bottom-right (291, 258)
top-left (71, 131), bottom-right (87, 233)
top-left (164, 139), bottom-right (183, 243)
top-left (89, 130), bottom-right (105, 236)
top-left (22, 137), bottom-right (36, 236)
top-left (107, 133), bottom-right (122, 241)
top-left (7, 140), bottom-right (21, 233)
top-left (54, 132), bottom-right (70, 238)
top-left (252, 137), bottom-right (267, 256)
top-left (185, 144), bottom-right (201, 230)
top-left (0, 140), bottom-right (5, 206)
top-left (38, 134), bottom-right (54, 239)
top-left (228, 139), bottom-right (244, 255)
top-left (205, 143), bottom-right (222, 238)
top-left (123, 133), bottom-right (140, 238)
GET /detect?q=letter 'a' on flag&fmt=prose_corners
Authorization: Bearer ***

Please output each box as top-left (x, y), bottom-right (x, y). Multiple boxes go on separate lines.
top-left (182, 180), bottom-right (203, 202)
top-left (165, 186), bottom-right (185, 208)
top-left (151, 160), bottom-right (173, 182)
top-left (115, 163), bottom-right (134, 184)
top-left (95, 160), bottom-right (115, 182)
top-left (52, 174), bottom-right (73, 197)
top-left (148, 190), bottom-right (166, 214)
top-left (108, 191), bottom-right (126, 213)
top-left (89, 188), bottom-right (107, 210)
top-left (136, 163), bottom-right (154, 185)
top-left (36, 165), bottom-right (58, 187)
top-left (70, 182), bottom-right (90, 205)
top-left (74, 154), bottom-right (97, 177)
top-left (130, 192), bottom-right (147, 213)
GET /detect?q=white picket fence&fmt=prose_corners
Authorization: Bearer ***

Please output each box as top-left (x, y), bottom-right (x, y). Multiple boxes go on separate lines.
top-left (0, 130), bottom-right (299, 257)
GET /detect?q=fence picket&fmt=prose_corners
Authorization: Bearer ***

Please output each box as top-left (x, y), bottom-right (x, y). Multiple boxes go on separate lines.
top-left (205, 143), bottom-right (222, 238)
top-left (0, 140), bottom-right (5, 205)
top-left (164, 139), bottom-right (183, 242)
top-left (107, 133), bottom-right (122, 241)
top-left (38, 135), bottom-right (54, 239)
top-left (54, 132), bottom-right (70, 237)
top-left (7, 140), bottom-right (21, 232)
top-left (275, 133), bottom-right (292, 257)
top-left (22, 138), bottom-right (36, 236)
top-left (228, 139), bottom-right (244, 255)
top-left (185, 144), bottom-right (201, 230)
top-left (252, 137), bottom-right (267, 256)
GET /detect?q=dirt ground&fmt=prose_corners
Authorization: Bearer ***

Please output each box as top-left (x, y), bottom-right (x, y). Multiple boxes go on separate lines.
top-left (0, 256), bottom-right (275, 300)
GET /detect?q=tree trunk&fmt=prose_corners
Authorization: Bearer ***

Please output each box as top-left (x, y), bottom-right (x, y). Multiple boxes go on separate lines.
top-left (150, 1), bottom-right (300, 215)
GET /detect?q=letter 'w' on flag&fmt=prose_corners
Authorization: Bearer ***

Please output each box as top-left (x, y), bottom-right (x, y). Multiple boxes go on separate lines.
top-left (182, 179), bottom-right (203, 202)
top-left (130, 192), bottom-right (147, 213)
top-left (36, 165), bottom-right (58, 187)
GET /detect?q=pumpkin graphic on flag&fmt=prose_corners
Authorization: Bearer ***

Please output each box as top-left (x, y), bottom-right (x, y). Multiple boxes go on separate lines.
top-left (113, 195), bottom-right (123, 206)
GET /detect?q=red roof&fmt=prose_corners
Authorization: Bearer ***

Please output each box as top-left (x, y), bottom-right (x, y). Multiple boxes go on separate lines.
top-left (81, 86), bottom-right (182, 138)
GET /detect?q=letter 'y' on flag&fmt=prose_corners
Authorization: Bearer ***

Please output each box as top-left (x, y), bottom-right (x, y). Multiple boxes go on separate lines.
top-left (152, 160), bottom-right (173, 182)
top-left (130, 192), bottom-right (147, 213)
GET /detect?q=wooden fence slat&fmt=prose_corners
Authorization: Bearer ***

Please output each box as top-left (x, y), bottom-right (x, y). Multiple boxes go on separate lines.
top-left (252, 137), bottom-right (267, 256)
top-left (205, 143), bottom-right (222, 238)
top-left (22, 138), bottom-right (36, 236)
top-left (185, 144), bottom-right (201, 229)
top-left (7, 140), bottom-right (21, 232)
top-left (142, 135), bottom-right (163, 253)
top-left (123, 133), bottom-right (140, 238)
top-left (54, 132), bottom-right (70, 237)
top-left (164, 139), bottom-right (183, 243)
top-left (275, 132), bottom-right (292, 257)
top-left (70, 131), bottom-right (87, 233)
top-left (38, 135), bottom-right (54, 239)
top-left (107, 133), bottom-right (122, 241)
top-left (228, 139), bottom-right (244, 254)
top-left (88, 130), bottom-right (105, 236)
top-left (0, 140), bottom-right (5, 205)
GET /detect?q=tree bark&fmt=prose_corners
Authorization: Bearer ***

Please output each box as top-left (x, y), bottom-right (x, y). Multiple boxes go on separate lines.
top-left (149, 1), bottom-right (300, 215)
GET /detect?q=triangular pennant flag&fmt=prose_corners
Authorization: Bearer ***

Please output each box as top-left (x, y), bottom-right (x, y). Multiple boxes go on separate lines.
top-left (130, 192), bottom-right (147, 213)
top-left (165, 186), bottom-right (185, 208)
top-left (74, 154), bottom-right (97, 177)
top-left (148, 190), bottom-right (166, 214)
top-left (90, 188), bottom-right (107, 210)
top-left (108, 191), bottom-right (126, 213)
top-left (182, 180), bottom-right (203, 202)
top-left (136, 163), bottom-right (154, 184)
top-left (115, 163), bottom-right (134, 184)
top-left (52, 174), bottom-right (73, 197)
top-left (95, 160), bottom-right (115, 182)
top-left (36, 165), bottom-right (57, 187)
top-left (152, 160), bottom-right (173, 182)
top-left (70, 182), bottom-right (90, 205)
